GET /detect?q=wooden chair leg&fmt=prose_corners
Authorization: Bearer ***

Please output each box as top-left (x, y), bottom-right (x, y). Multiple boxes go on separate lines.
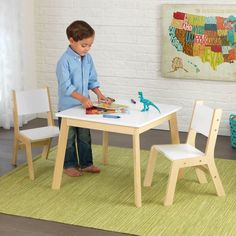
top-left (195, 166), bottom-right (208, 184)
top-left (207, 161), bottom-right (225, 196)
top-left (12, 137), bottom-right (19, 165)
top-left (41, 139), bottom-right (52, 159)
top-left (178, 168), bottom-right (184, 179)
top-left (164, 162), bottom-right (179, 206)
top-left (144, 146), bottom-right (158, 187)
top-left (25, 141), bottom-right (35, 180)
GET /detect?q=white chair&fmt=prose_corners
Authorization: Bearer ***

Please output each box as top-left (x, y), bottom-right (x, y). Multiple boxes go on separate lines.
top-left (144, 100), bottom-right (225, 206)
top-left (12, 87), bottom-right (59, 180)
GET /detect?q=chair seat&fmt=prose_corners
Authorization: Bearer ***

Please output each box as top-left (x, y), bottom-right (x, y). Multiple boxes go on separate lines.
top-left (20, 126), bottom-right (59, 141)
top-left (155, 144), bottom-right (204, 161)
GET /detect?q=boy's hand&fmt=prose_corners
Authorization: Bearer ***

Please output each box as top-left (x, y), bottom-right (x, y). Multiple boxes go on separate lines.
top-left (106, 97), bottom-right (115, 103)
top-left (97, 94), bottom-right (106, 103)
top-left (98, 95), bottom-right (115, 105)
top-left (71, 91), bottom-right (93, 108)
top-left (80, 96), bottom-right (93, 108)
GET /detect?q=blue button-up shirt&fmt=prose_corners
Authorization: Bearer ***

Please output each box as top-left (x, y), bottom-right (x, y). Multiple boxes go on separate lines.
top-left (56, 46), bottom-right (100, 111)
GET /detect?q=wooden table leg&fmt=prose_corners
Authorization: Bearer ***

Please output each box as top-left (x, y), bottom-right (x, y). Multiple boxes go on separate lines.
top-left (169, 113), bottom-right (184, 178)
top-left (102, 131), bottom-right (109, 165)
top-left (169, 113), bottom-right (180, 144)
top-left (133, 132), bottom-right (141, 208)
top-left (52, 118), bottom-right (69, 190)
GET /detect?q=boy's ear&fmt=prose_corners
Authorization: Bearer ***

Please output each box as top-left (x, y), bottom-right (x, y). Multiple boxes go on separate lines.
top-left (69, 37), bottom-right (74, 44)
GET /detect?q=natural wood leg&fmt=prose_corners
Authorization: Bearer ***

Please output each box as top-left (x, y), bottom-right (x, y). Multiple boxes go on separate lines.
top-left (25, 141), bottom-right (34, 180)
top-left (168, 113), bottom-right (180, 144)
top-left (133, 132), bottom-right (142, 208)
top-left (178, 169), bottom-right (184, 179)
top-left (207, 161), bottom-right (225, 196)
top-left (52, 118), bottom-right (69, 190)
top-left (195, 166), bottom-right (208, 184)
top-left (102, 131), bottom-right (109, 165)
top-left (164, 162), bottom-right (179, 206)
top-left (169, 113), bottom-right (183, 179)
top-left (12, 137), bottom-right (19, 165)
top-left (144, 145), bottom-right (158, 187)
top-left (41, 139), bottom-right (52, 159)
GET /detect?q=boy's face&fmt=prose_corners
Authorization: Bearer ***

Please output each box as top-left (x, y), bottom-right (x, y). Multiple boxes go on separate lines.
top-left (69, 36), bottom-right (94, 56)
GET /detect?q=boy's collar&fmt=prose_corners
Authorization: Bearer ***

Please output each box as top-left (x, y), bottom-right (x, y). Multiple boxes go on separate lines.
top-left (67, 46), bottom-right (82, 58)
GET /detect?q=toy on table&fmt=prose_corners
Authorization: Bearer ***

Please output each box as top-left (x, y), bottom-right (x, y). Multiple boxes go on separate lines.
top-left (138, 91), bottom-right (161, 113)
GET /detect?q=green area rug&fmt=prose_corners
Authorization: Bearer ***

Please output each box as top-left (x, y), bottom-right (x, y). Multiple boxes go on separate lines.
top-left (0, 145), bottom-right (236, 236)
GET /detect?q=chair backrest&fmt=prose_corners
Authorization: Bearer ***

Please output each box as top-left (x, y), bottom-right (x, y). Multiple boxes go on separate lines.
top-left (187, 100), bottom-right (222, 156)
top-left (14, 88), bottom-right (50, 115)
top-left (12, 87), bottom-right (54, 132)
top-left (191, 101), bottom-right (214, 137)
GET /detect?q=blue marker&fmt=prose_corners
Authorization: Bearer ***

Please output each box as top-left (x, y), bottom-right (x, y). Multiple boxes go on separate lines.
top-left (103, 114), bottom-right (121, 119)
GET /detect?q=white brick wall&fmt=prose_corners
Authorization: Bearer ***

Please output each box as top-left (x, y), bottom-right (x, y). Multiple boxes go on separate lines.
top-left (35, 0), bottom-right (236, 135)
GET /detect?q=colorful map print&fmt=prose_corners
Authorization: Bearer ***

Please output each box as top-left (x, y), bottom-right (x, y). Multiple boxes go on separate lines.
top-left (169, 11), bottom-right (236, 71)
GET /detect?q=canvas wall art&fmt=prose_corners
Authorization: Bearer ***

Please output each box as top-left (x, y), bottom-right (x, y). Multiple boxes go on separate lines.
top-left (161, 4), bottom-right (236, 81)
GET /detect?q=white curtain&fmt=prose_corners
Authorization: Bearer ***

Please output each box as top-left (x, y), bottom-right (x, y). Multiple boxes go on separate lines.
top-left (0, 0), bottom-right (35, 129)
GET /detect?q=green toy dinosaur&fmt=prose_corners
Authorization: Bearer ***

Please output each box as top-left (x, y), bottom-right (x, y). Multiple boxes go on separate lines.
top-left (138, 91), bottom-right (161, 113)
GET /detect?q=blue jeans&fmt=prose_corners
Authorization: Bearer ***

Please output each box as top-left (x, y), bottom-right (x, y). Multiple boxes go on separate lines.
top-left (58, 117), bottom-right (93, 169)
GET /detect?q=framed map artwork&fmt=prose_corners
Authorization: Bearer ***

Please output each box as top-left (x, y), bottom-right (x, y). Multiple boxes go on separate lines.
top-left (161, 4), bottom-right (236, 81)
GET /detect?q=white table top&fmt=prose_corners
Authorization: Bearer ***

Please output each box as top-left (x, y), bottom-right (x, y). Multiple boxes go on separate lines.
top-left (56, 100), bottom-right (181, 128)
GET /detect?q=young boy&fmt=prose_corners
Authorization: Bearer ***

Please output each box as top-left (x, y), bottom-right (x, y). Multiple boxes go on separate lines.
top-left (56, 20), bottom-right (108, 177)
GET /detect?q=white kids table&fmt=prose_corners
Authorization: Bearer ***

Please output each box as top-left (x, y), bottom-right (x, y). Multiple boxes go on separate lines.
top-left (52, 100), bottom-right (181, 207)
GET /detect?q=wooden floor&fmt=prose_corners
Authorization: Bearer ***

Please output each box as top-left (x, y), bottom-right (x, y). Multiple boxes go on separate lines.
top-left (0, 118), bottom-right (235, 236)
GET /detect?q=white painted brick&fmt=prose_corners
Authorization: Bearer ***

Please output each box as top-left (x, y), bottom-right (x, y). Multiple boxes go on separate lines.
top-left (35, 0), bottom-right (53, 8)
top-left (51, 0), bottom-right (74, 8)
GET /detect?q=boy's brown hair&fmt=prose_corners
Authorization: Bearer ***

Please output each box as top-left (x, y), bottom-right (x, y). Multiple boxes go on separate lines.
top-left (66, 20), bottom-right (95, 42)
